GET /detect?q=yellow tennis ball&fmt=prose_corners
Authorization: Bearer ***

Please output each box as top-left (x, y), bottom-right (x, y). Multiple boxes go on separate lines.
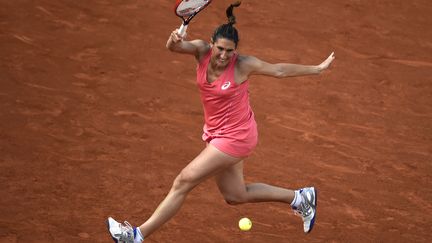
top-left (238, 217), bottom-right (252, 231)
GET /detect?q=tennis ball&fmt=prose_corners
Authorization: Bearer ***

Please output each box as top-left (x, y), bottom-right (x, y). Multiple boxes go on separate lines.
top-left (238, 217), bottom-right (252, 231)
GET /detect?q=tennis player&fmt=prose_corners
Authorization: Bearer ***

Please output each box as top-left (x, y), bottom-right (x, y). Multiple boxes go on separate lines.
top-left (107, 2), bottom-right (335, 242)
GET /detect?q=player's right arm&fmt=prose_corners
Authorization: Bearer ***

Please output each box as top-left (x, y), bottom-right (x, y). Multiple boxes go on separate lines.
top-left (166, 30), bottom-right (210, 62)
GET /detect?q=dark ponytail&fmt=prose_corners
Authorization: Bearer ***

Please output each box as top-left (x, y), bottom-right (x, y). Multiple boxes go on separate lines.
top-left (212, 1), bottom-right (241, 47)
top-left (226, 1), bottom-right (241, 25)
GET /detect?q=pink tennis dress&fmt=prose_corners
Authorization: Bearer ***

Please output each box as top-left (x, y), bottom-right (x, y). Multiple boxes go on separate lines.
top-left (196, 50), bottom-right (258, 158)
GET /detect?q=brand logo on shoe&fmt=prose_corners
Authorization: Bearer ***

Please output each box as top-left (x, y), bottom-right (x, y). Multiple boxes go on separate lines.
top-left (221, 81), bottom-right (231, 90)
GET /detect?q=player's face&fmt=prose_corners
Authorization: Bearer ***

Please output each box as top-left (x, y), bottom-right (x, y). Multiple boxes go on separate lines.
top-left (210, 38), bottom-right (236, 69)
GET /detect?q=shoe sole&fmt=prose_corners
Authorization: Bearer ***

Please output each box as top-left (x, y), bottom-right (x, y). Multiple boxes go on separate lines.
top-left (306, 187), bottom-right (318, 234)
top-left (106, 218), bottom-right (119, 243)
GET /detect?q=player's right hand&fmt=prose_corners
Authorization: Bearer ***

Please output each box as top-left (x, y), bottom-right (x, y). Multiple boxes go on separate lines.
top-left (170, 29), bottom-right (186, 43)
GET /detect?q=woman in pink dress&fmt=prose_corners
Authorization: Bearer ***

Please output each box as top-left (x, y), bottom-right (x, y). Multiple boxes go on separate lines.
top-left (107, 2), bottom-right (335, 242)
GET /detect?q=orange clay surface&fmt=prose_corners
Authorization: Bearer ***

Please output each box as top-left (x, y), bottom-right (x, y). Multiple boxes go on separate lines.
top-left (1, 0), bottom-right (431, 242)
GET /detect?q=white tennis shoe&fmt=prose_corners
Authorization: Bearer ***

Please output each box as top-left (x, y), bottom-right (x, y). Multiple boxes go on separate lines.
top-left (106, 217), bottom-right (136, 243)
top-left (293, 187), bottom-right (317, 233)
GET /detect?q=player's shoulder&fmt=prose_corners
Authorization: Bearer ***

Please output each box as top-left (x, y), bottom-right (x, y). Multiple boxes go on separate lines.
top-left (238, 54), bottom-right (261, 62)
top-left (237, 54), bottom-right (260, 69)
top-left (189, 39), bottom-right (209, 54)
top-left (189, 39), bottom-right (210, 50)
top-left (189, 39), bottom-right (210, 62)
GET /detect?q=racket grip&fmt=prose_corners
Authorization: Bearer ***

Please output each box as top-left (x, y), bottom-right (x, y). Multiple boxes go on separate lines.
top-left (178, 24), bottom-right (188, 37)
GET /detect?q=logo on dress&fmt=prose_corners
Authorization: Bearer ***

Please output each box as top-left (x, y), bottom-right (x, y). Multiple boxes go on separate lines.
top-left (221, 81), bottom-right (231, 90)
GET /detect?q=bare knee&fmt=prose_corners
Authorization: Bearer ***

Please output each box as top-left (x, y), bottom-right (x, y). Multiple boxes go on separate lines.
top-left (222, 188), bottom-right (248, 205)
top-left (223, 194), bottom-right (248, 205)
top-left (172, 170), bottom-right (199, 193)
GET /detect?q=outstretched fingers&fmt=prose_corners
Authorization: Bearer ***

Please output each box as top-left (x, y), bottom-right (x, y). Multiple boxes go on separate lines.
top-left (318, 52), bottom-right (335, 71)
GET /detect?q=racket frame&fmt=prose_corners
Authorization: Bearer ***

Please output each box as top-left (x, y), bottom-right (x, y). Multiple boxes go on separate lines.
top-left (174, 0), bottom-right (212, 36)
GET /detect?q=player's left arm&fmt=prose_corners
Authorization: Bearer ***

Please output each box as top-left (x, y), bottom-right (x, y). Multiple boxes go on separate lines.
top-left (238, 52), bottom-right (335, 79)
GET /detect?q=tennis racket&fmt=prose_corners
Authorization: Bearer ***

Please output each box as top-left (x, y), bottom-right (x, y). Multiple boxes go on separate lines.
top-left (174, 0), bottom-right (213, 36)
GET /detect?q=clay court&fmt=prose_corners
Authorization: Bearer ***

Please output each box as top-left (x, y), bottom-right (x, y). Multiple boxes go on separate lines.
top-left (1, 0), bottom-right (431, 242)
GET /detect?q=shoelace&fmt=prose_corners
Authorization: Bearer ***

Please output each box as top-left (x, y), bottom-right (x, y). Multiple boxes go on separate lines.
top-left (116, 221), bottom-right (134, 241)
top-left (292, 194), bottom-right (312, 218)
top-left (294, 202), bottom-right (311, 217)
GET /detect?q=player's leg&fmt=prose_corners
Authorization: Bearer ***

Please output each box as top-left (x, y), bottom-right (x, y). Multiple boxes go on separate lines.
top-left (214, 161), bottom-right (295, 204)
top-left (137, 144), bottom-right (242, 238)
top-left (215, 162), bottom-right (317, 233)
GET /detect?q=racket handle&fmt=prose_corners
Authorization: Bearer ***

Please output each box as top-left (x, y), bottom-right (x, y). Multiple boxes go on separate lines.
top-left (178, 24), bottom-right (188, 37)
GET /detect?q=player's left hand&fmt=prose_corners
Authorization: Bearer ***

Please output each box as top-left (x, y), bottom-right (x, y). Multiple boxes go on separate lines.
top-left (317, 52), bottom-right (335, 72)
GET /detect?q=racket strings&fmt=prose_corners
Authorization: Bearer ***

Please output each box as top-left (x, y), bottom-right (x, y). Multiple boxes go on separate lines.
top-left (176, 0), bottom-right (210, 17)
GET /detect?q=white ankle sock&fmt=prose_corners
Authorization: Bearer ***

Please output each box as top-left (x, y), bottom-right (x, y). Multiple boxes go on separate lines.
top-left (290, 190), bottom-right (302, 208)
top-left (134, 227), bottom-right (144, 243)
